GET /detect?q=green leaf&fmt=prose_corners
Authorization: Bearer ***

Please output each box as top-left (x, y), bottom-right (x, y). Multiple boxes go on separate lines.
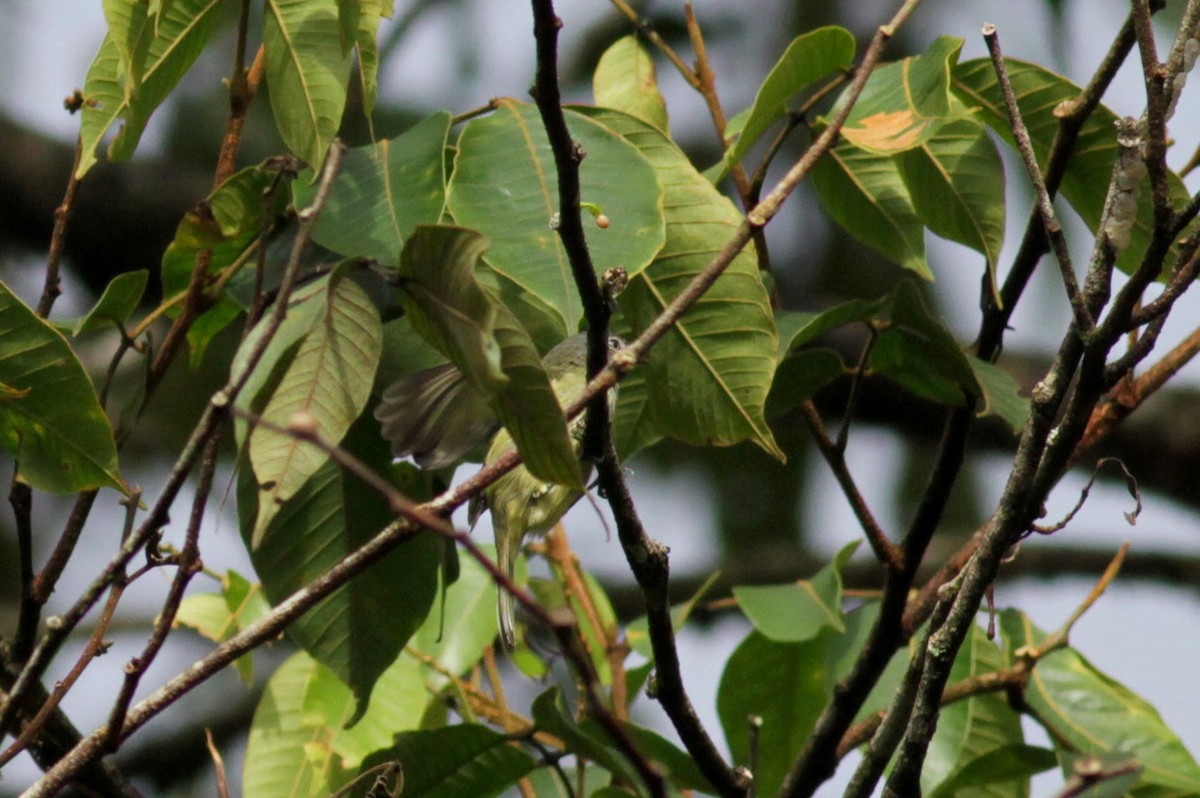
top-left (295, 111), bottom-right (451, 265)
top-left (871, 280), bottom-right (980, 405)
top-left (953, 57), bottom-right (1190, 276)
top-left (897, 118), bottom-right (1005, 302)
top-left (247, 269), bottom-right (383, 545)
top-left (161, 163), bottom-right (291, 366)
top-left (837, 36), bottom-right (968, 155)
top-left (264, 0), bottom-right (354, 171)
top-left (723, 26), bottom-right (856, 171)
top-left (922, 624), bottom-right (1027, 797)
top-left (718, 629), bottom-right (833, 797)
top-left (174, 570), bottom-right (270, 683)
top-left (239, 413), bottom-right (441, 723)
top-left (811, 141), bottom-right (930, 279)
top-left (927, 745), bottom-right (1057, 798)
top-left (74, 270), bottom-right (148, 336)
top-left (354, 0), bottom-right (388, 116)
top-left (766, 348), bottom-right (844, 418)
top-left (79, 0), bottom-right (222, 176)
top-left (1000, 610), bottom-right (1200, 793)
top-left (244, 651), bottom-right (431, 798)
top-left (396, 226), bottom-right (583, 488)
top-left (576, 107), bottom-right (782, 460)
top-left (775, 299), bottom-right (887, 353)
top-left (0, 282), bottom-right (126, 494)
top-left (970, 358), bottom-right (1027, 433)
top-left (612, 721), bottom-right (712, 793)
top-left (396, 226), bottom-right (505, 394)
top-left (336, 0), bottom-right (360, 52)
top-left (411, 543), bottom-right (499, 679)
top-left (733, 541), bottom-right (859, 642)
top-left (592, 36), bottom-right (669, 134)
top-left (531, 688), bottom-right (639, 786)
top-left (447, 100), bottom-right (665, 339)
top-left (389, 725), bottom-right (536, 798)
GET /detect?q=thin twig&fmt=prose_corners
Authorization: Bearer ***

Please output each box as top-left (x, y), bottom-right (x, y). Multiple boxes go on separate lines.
top-left (606, 0), bottom-right (701, 90)
top-left (983, 23), bottom-right (1091, 331)
top-left (798, 403), bottom-right (901, 571)
top-left (0, 142), bottom-right (347, 749)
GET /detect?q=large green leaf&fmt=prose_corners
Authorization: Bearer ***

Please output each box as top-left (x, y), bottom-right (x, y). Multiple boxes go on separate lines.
top-left (897, 117), bottom-right (1006, 301)
top-left (387, 725), bottom-right (535, 798)
top-left (1001, 610), bottom-right (1200, 793)
top-left (577, 107), bottom-right (782, 460)
top-left (396, 226), bottom-right (583, 488)
top-left (247, 269), bottom-right (383, 545)
top-left (811, 141), bottom-right (930, 279)
top-left (922, 624), bottom-right (1027, 797)
top-left (0, 282), bottom-right (126, 494)
top-left (411, 543), bottom-right (499, 679)
top-left (447, 100), bottom-right (665, 339)
top-left (734, 541), bottom-right (859, 642)
top-left (593, 35), bottom-right (669, 134)
top-left (836, 36), bottom-right (968, 155)
top-left (243, 650), bottom-right (430, 798)
top-left (79, 0), bottom-right (222, 176)
top-left (295, 112), bottom-right (451, 265)
top-left (264, 0), bottom-right (354, 171)
top-left (723, 26), bottom-right (856, 171)
top-left (718, 629), bottom-right (832, 797)
top-left (953, 58), bottom-right (1190, 276)
top-left (239, 400), bottom-right (441, 723)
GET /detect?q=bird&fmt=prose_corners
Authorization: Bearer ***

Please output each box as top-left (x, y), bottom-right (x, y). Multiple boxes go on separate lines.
top-left (374, 332), bottom-right (624, 647)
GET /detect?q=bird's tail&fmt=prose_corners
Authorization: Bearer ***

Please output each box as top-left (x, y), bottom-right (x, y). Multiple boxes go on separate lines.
top-left (497, 534), bottom-right (517, 649)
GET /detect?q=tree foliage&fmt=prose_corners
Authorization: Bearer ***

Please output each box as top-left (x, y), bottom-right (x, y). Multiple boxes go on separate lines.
top-left (3, 1), bottom-right (1200, 797)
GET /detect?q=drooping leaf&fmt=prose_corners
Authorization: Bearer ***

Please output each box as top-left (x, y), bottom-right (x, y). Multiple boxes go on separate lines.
top-left (577, 107), bottom-right (782, 460)
top-left (734, 541), bottom-right (859, 642)
top-left (239, 395), bottom-right (440, 724)
top-left (79, 0), bottom-right (222, 177)
top-left (723, 26), bottom-right (856, 171)
top-left (411, 543), bottom-right (500, 679)
top-left (248, 269), bottom-right (383, 545)
top-left (835, 36), bottom-right (969, 155)
top-left (1000, 610), bottom-right (1200, 793)
top-left (243, 650), bottom-right (430, 798)
top-left (264, 0), bottom-right (354, 171)
top-left (387, 725), bottom-right (536, 798)
top-left (73, 270), bottom-right (149, 336)
top-left (871, 280), bottom-right (980, 404)
top-left (396, 226), bottom-right (504, 394)
top-left (396, 226), bottom-right (583, 488)
top-left (811, 141), bottom-right (930, 279)
top-left (897, 117), bottom-right (1006, 302)
top-left (447, 100), bottom-right (665, 339)
top-left (953, 57), bottom-right (1189, 276)
top-left (295, 112), bottom-right (451, 265)
top-left (0, 282), bottom-right (126, 494)
top-left (718, 629), bottom-right (833, 797)
top-left (592, 35), bottom-right (669, 133)
top-left (354, 0), bottom-right (389, 116)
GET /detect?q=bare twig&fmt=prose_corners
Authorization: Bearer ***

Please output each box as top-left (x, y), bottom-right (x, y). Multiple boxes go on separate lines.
top-left (798, 402), bottom-right (901, 571)
top-left (983, 24), bottom-right (1091, 329)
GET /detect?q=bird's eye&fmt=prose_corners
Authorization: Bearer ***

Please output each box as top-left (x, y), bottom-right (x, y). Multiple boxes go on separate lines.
top-left (608, 336), bottom-right (624, 351)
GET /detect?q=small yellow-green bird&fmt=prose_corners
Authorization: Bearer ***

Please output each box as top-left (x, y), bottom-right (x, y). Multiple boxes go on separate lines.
top-left (375, 332), bottom-right (624, 647)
